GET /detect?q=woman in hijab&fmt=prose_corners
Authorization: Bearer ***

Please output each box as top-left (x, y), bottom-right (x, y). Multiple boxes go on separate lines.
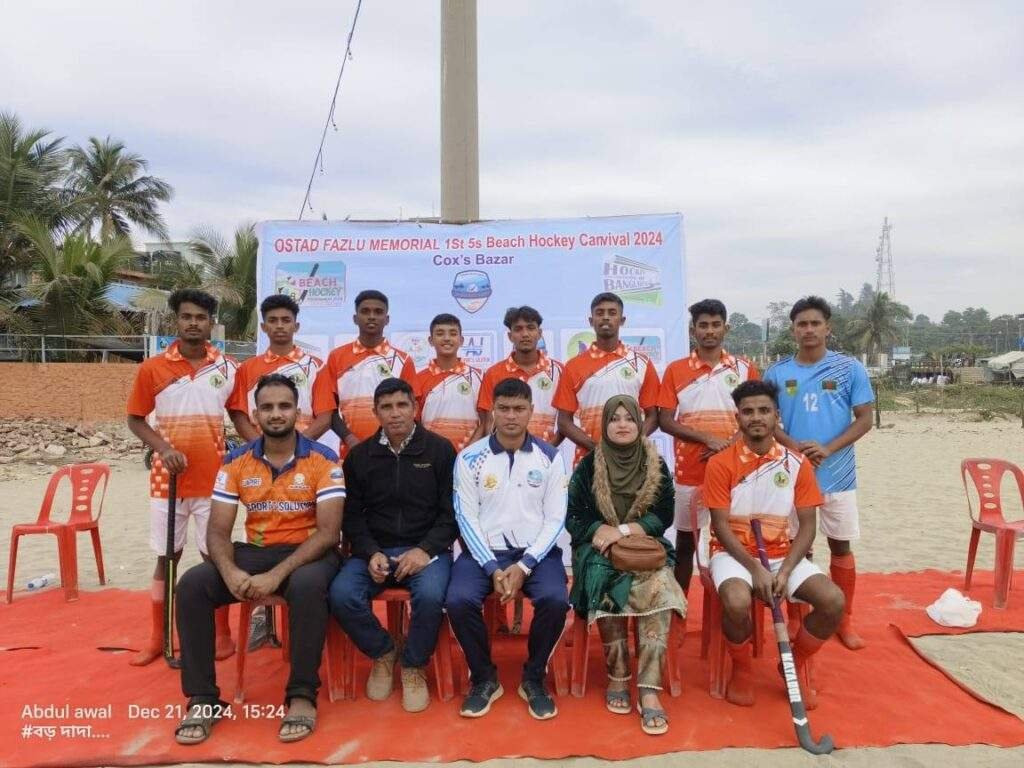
top-left (567, 394), bottom-right (686, 735)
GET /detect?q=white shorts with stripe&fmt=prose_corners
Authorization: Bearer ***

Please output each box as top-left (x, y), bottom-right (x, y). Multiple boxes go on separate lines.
top-left (789, 489), bottom-right (860, 542)
top-left (149, 497), bottom-right (212, 556)
top-left (674, 483), bottom-right (709, 532)
top-left (710, 551), bottom-right (823, 600)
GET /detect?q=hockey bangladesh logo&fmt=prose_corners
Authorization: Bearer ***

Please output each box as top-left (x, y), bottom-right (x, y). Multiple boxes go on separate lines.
top-left (451, 270), bottom-right (492, 314)
top-left (773, 471), bottom-right (789, 488)
top-left (602, 255), bottom-right (662, 306)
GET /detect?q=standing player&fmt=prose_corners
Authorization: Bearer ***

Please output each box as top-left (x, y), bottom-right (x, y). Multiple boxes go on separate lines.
top-left (416, 313), bottom-right (485, 451)
top-left (230, 294), bottom-right (322, 442)
top-left (657, 299), bottom-right (759, 594)
top-left (126, 289), bottom-right (240, 666)
top-left (764, 296), bottom-right (873, 650)
top-left (478, 306), bottom-right (564, 444)
top-left (553, 292), bottom-right (660, 466)
top-left (308, 290), bottom-right (416, 456)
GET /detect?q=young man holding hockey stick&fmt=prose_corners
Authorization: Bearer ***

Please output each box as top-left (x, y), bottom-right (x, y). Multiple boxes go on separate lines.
top-left (703, 380), bottom-right (845, 710)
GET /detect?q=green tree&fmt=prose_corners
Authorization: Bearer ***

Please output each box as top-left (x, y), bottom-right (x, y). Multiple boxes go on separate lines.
top-left (189, 223), bottom-right (259, 340)
top-left (845, 292), bottom-right (912, 360)
top-left (17, 218), bottom-right (134, 341)
top-left (66, 136), bottom-right (172, 241)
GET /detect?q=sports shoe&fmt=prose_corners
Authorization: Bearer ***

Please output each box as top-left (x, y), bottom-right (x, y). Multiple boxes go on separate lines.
top-left (401, 666), bottom-right (429, 712)
top-left (459, 679), bottom-right (503, 718)
top-left (247, 607), bottom-right (269, 652)
top-left (518, 679), bottom-right (557, 720)
top-left (366, 648), bottom-right (397, 701)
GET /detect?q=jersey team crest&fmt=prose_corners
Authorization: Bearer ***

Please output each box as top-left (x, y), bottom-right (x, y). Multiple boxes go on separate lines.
top-left (773, 470), bottom-right (789, 488)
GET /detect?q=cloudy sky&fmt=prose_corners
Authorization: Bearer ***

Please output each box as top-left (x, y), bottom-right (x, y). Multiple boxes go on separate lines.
top-left (4, 1), bottom-right (1021, 321)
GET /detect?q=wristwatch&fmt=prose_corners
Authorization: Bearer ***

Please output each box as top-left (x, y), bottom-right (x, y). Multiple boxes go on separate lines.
top-left (618, 524), bottom-right (631, 537)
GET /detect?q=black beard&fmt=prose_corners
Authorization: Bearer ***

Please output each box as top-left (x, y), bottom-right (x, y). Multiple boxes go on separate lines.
top-left (261, 425), bottom-right (294, 439)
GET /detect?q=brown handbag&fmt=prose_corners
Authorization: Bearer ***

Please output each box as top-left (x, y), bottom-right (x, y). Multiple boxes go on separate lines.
top-left (607, 534), bottom-right (666, 572)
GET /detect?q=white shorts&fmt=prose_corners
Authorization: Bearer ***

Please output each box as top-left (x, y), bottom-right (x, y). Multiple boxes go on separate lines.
top-left (674, 484), bottom-right (709, 532)
top-left (149, 497), bottom-right (211, 556)
top-left (789, 489), bottom-right (860, 542)
top-left (710, 551), bottom-right (823, 600)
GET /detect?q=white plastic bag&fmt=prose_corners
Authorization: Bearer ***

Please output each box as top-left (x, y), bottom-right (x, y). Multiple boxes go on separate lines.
top-left (926, 588), bottom-right (982, 628)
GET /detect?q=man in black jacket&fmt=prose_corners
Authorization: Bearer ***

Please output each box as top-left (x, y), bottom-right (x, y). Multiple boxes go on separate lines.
top-left (329, 377), bottom-right (457, 712)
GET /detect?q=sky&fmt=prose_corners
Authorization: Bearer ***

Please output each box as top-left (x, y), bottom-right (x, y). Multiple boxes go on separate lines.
top-left (3, 1), bottom-right (1022, 322)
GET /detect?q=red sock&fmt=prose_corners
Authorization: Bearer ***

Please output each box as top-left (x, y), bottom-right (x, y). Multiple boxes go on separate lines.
top-left (830, 553), bottom-right (866, 650)
top-left (130, 580), bottom-right (164, 666)
top-left (726, 640), bottom-right (754, 707)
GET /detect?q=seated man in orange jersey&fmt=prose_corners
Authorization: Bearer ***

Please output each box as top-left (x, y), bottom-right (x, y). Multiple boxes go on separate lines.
top-left (173, 373), bottom-right (345, 745)
top-left (703, 380), bottom-right (844, 710)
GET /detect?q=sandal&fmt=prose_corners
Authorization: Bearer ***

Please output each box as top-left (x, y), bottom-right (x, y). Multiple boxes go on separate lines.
top-left (174, 701), bottom-right (226, 745)
top-left (279, 712), bottom-right (317, 743)
top-left (605, 688), bottom-right (631, 714)
top-left (636, 703), bottom-right (669, 736)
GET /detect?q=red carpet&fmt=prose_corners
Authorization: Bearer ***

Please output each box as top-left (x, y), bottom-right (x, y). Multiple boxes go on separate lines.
top-left (1, 569), bottom-right (1023, 768)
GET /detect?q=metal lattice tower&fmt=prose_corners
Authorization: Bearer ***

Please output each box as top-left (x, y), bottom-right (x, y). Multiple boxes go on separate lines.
top-left (875, 217), bottom-right (895, 297)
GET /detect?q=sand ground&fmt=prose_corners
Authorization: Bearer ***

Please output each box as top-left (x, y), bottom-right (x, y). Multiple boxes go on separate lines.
top-left (2, 412), bottom-right (1023, 766)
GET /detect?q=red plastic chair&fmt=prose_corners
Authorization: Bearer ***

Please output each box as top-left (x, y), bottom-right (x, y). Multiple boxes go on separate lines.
top-left (339, 587), bottom-right (457, 702)
top-left (962, 458), bottom-right (1024, 609)
top-left (6, 463), bottom-right (110, 604)
top-left (234, 596), bottom-right (348, 703)
top-left (569, 607), bottom-right (685, 698)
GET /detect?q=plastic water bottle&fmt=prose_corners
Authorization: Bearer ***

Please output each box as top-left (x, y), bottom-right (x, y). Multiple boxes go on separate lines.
top-left (26, 573), bottom-right (56, 590)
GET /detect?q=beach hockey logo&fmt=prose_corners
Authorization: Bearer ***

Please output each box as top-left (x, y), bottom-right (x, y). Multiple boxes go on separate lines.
top-left (276, 261), bottom-right (346, 308)
top-left (602, 255), bottom-right (662, 306)
top-left (451, 270), bottom-right (492, 314)
top-left (526, 469), bottom-right (544, 488)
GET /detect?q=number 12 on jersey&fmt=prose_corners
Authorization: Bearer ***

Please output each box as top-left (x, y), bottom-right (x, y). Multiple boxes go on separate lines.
top-left (803, 393), bottom-right (819, 412)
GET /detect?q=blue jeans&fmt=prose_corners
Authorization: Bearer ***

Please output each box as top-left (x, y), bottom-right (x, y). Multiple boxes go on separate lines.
top-left (445, 548), bottom-right (568, 685)
top-left (329, 546), bottom-right (452, 668)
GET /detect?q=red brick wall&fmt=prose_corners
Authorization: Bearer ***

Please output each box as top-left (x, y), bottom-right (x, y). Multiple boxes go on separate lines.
top-left (0, 363), bottom-right (139, 421)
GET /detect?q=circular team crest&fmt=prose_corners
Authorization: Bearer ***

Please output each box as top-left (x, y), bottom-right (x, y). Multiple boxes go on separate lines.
top-left (483, 474), bottom-right (499, 491)
top-left (526, 469), bottom-right (544, 488)
top-left (377, 363), bottom-right (393, 377)
top-left (208, 374), bottom-right (226, 389)
top-left (724, 372), bottom-right (741, 390)
top-left (457, 380), bottom-right (471, 396)
top-left (537, 375), bottom-right (552, 390)
top-left (290, 372), bottom-right (307, 387)
top-left (620, 367), bottom-right (635, 380)
top-left (773, 471), bottom-right (789, 488)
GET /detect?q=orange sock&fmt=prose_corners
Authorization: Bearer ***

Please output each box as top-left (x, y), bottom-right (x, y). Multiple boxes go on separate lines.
top-left (215, 606), bottom-right (235, 660)
top-left (830, 553), bottom-right (865, 650)
top-left (726, 640), bottom-right (754, 707)
top-left (130, 580), bottom-right (164, 666)
top-left (791, 626), bottom-right (826, 710)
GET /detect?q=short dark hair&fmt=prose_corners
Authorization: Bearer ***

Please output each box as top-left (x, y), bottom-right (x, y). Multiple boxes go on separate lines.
top-left (790, 295), bottom-right (832, 322)
top-left (590, 292), bottom-right (623, 311)
top-left (373, 376), bottom-right (414, 405)
top-left (355, 289), bottom-right (389, 310)
top-left (430, 313), bottom-right (462, 333)
top-left (493, 377), bottom-right (532, 403)
top-left (689, 298), bottom-right (727, 324)
top-left (260, 293), bottom-right (300, 319)
top-left (731, 379), bottom-right (780, 408)
top-left (254, 372), bottom-right (298, 405)
top-left (503, 305), bottom-right (543, 328)
top-left (168, 288), bottom-right (217, 316)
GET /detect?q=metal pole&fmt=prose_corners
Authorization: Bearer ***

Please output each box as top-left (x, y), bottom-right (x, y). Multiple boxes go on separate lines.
top-left (440, 0), bottom-right (479, 223)
top-left (40, 334), bottom-right (46, 363)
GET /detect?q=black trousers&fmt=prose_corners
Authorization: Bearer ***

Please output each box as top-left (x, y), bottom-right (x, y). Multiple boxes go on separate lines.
top-left (176, 542), bottom-right (341, 706)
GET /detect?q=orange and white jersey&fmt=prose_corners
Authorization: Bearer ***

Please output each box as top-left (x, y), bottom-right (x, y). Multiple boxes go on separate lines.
top-left (127, 341), bottom-right (239, 499)
top-left (232, 346), bottom-right (323, 433)
top-left (552, 342), bottom-right (660, 466)
top-left (311, 339), bottom-right (417, 453)
top-left (658, 350), bottom-right (759, 486)
top-left (702, 440), bottom-right (822, 560)
top-left (416, 358), bottom-right (482, 451)
top-left (477, 352), bottom-right (564, 443)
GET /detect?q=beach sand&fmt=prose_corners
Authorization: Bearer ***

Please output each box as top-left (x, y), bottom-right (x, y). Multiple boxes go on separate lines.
top-left (2, 412), bottom-right (1023, 766)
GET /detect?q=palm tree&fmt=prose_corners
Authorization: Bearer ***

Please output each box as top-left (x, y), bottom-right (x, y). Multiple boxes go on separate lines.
top-left (189, 223), bottom-right (259, 340)
top-left (66, 136), bottom-right (173, 241)
top-left (845, 292), bottom-right (912, 361)
top-left (18, 218), bottom-right (134, 342)
top-left (0, 112), bottom-right (68, 287)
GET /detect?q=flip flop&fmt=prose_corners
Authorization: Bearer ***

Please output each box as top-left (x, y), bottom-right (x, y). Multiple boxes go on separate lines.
top-left (605, 688), bottom-right (631, 714)
top-left (174, 702), bottom-right (224, 745)
top-left (636, 703), bottom-right (669, 736)
top-left (279, 712), bottom-right (317, 743)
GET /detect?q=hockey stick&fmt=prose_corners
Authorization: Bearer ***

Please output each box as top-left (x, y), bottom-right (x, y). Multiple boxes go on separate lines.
top-left (750, 518), bottom-right (833, 754)
top-left (163, 473), bottom-right (181, 669)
